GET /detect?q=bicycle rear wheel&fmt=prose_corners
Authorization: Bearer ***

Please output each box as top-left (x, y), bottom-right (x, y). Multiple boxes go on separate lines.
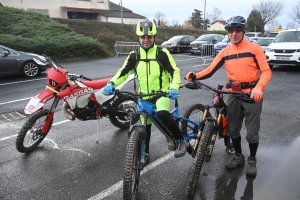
top-left (123, 127), bottom-right (145, 200)
top-left (187, 120), bottom-right (214, 199)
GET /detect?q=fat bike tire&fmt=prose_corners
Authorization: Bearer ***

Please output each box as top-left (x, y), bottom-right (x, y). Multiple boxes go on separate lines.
top-left (16, 109), bottom-right (52, 153)
top-left (187, 121), bottom-right (214, 199)
top-left (110, 95), bottom-right (138, 129)
top-left (123, 127), bottom-right (145, 200)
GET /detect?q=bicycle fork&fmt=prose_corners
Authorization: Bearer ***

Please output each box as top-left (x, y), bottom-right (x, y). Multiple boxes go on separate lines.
top-left (191, 108), bottom-right (210, 157)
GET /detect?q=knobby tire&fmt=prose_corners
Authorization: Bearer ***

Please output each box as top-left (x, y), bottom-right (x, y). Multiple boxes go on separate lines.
top-left (16, 109), bottom-right (52, 153)
top-left (123, 127), bottom-right (145, 200)
top-left (187, 121), bottom-right (214, 199)
top-left (181, 103), bottom-right (207, 135)
top-left (110, 95), bottom-right (138, 129)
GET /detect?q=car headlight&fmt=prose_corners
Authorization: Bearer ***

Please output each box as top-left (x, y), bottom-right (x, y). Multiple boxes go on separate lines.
top-left (267, 48), bottom-right (274, 52)
top-left (37, 55), bottom-right (46, 61)
top-left (170, 43), bottom-right (177, 47)
top-left (296, 49), bottom-right (300, 52)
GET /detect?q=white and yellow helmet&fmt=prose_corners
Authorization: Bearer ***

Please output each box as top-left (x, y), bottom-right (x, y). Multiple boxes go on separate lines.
top-left (136, 19), bottom-right (157, 36)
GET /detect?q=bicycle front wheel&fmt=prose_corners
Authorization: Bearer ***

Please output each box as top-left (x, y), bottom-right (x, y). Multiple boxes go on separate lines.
top-left (181, 103), bottom-right (209, 135)
top-left (187, 120), bottom-right (214, 199)
top-left (123, 127), bottom-right (145, 200)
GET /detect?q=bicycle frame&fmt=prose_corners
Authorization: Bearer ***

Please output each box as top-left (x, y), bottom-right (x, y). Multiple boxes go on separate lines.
top-left (128, 96), bottom-right (200, 144)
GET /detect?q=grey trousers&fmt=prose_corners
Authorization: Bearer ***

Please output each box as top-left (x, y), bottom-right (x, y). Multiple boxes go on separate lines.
top-left (226, 94), bottom-right (263, 143)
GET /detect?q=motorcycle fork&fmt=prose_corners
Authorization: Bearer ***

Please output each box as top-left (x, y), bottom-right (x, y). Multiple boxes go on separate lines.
top-left (41, 95), bottom-right (61, 134)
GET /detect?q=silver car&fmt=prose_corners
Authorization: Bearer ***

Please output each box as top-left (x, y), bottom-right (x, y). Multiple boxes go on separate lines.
top-left (0, 45), bottom-right (47, 77)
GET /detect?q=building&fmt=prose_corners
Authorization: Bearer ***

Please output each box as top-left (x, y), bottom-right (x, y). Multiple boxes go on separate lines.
top-left (0, 0), bottom-right (145, 24)
top-left (208, 20), bottom-right (226, 31)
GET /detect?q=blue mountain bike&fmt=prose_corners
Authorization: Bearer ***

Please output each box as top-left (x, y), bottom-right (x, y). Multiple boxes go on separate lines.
top-left (117, 80), bottom-right (254, 199)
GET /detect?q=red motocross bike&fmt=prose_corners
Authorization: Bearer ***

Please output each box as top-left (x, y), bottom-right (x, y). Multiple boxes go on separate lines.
top-left (16, 55), bottom-right (138, 153)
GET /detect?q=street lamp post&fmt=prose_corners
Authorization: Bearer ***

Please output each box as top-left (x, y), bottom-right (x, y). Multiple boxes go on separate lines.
top-left (120, 0), bottom-right (123, 24)
top-left (203, 0), bottom-right (206, 30)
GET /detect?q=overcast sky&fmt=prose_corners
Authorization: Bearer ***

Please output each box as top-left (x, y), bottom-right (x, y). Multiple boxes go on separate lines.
top-left (110, 0), bottom-right (298, 30)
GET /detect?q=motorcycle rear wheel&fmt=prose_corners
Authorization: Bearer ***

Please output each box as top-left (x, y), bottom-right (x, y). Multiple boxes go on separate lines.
top-left (16, 109), bottom-right (52, 153)
top-left (110, 95), bottom-right (139, 129)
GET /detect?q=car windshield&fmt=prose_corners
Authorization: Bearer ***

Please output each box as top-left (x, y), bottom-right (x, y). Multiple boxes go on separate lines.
top-left (195, 35), bottom-right (213, 41)
top-left (221, 35), bottom-right (229, 42)
top-left (245, 33), bottom-right (255, 37)
top-left (168, 36), bottom-right (184, 42)
top-left (255, 38), bottom-right (273, 46)
top-left (268, 33), bottom-right (278, 37)
top-left (273, 31), bottom-right (300, 43)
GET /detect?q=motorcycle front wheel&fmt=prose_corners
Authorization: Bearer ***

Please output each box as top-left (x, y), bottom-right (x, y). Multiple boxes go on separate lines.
top-left (16, 109), bottom-right (52, 153)
top-left (109, 95), bottom-right (139, 129)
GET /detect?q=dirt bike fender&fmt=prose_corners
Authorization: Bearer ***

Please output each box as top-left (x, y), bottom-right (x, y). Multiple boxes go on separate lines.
top-left (24, 88), bottom-right (56, 115)
top-left (95, 74), bottom-right (136, 103)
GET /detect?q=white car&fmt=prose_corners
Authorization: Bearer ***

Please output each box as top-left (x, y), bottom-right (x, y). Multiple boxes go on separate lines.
top-left (255, 38), bottom-right (274, 53)
top-left (265, 29), bottom-right (300, 69)
top-left (244, 32), bottom-right (264, 42)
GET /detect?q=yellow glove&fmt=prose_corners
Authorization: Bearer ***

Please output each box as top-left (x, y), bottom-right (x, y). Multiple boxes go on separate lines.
top-left (250, 87), bottom-right (263, 102)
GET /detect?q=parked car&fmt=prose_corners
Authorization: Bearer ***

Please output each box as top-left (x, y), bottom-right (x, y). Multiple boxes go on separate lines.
top-left (160, 35), bottom-right (195, 53)
top-left (212, 35), bottom-right (253, 56)
top-left (255, 38), bottom-right (274, 53)
top-left (190, 34), bottom-right (224, 55)
top-left (267, 32), bottom-right (279, 38)
top-left (0, 45), bottom-right (47, 77)
top-left (244, 32), bottom-right (264, 42)
top-left (265, 29), bottom-right (300, 69)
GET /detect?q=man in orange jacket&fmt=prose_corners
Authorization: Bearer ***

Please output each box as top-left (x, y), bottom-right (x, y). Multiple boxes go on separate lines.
top-left (185, 16), bottom-right (272, 176)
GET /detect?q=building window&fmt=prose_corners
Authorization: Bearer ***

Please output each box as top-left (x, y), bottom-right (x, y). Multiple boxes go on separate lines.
top-left (67, 12), bottom-right (97, 20)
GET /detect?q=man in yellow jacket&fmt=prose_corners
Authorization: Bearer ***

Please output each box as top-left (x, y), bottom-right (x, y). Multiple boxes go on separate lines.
top-left (186, 16), bottom-right (272, 176)
top-left (104, 19), bottom-right (189, 167)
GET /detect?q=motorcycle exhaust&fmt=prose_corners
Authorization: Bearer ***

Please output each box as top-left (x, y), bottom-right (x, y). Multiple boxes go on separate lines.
top-left (62, 102), bottom-right (76, 120)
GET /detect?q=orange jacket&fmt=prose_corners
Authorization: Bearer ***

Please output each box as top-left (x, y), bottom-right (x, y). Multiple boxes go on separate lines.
top-left (195, 39), bottom-right (272, 92)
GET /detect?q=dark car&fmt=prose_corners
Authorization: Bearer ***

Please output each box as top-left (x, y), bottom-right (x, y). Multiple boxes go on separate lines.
top-left (160, 35), bottom-right (195, 54)
top-left (190, 34), bottom-right (224, 55)
top-left (212, 35), bottom-right (253, 56)
top-left (0, 45), bottom-right (47, 77)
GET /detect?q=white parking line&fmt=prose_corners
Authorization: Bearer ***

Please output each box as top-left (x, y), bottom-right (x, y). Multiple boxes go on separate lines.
top-left (0, 78), bottom-right (46, 86)
top-left (87, 152), bottom-right (174, 200)
top-left (0, 119), bottom-right (70, 142)
top-left (0, 97), bottom-right (32, 106)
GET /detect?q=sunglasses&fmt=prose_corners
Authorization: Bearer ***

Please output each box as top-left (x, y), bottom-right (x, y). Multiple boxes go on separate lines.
top-left (227, 27), bottom-right (244, 34)
top-left (140, 35), bottom-right (154, 40)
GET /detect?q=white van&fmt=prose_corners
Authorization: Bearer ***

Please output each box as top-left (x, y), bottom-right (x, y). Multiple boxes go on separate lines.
top-left (265, 29), bottom-right (300, 69)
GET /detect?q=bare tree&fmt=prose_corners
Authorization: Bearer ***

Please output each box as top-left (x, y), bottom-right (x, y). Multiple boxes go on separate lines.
top-left (253, 0), bottom-right (285, 30)
top-left (266, 19), bottom-right (280, 31)
top-left (208, 7), bottom-right (223, 23)
top-left (290, 0), bottom-right (300, 24)
top-left (154, 11), bottom-right (168, 26)
top-left (170, 19), bottom-right (180, 27)
top-left (286, 21), bottom-right (297, 29)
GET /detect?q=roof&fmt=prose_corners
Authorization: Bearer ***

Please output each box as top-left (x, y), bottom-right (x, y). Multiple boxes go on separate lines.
top-left (211, 20), bottom-right (226, 25)
top-left (62, 2), bottom-right (145, 19)
top-left (64, 7), bottom-right (97, 13)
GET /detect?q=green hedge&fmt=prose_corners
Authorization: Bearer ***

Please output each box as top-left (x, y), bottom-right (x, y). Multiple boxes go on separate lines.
top-left (0, 6), bottom-right (108, 61)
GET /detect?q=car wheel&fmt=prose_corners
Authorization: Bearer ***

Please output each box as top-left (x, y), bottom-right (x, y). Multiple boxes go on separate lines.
top-left (22, 61), bottom-right (41, 77)
top-left (269, 64), bottom-right (273, 69)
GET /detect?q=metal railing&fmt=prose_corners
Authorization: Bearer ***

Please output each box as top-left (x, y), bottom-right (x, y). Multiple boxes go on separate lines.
top-left (114, 41), bottom-right (139, 57)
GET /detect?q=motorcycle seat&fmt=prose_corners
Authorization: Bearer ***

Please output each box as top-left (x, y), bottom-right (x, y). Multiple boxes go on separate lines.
top-left (82, 77), bottom-right (112, 90)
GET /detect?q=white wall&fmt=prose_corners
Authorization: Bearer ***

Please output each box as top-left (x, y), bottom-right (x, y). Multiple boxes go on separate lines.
top-left (1, 0), bottom-right (109, 18)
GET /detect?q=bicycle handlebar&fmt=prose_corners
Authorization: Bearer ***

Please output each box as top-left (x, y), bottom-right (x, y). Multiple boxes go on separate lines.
top-left (185, 75), bottom-right (255, 104)
top-left (115, 90), bottom-right (168, 99)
